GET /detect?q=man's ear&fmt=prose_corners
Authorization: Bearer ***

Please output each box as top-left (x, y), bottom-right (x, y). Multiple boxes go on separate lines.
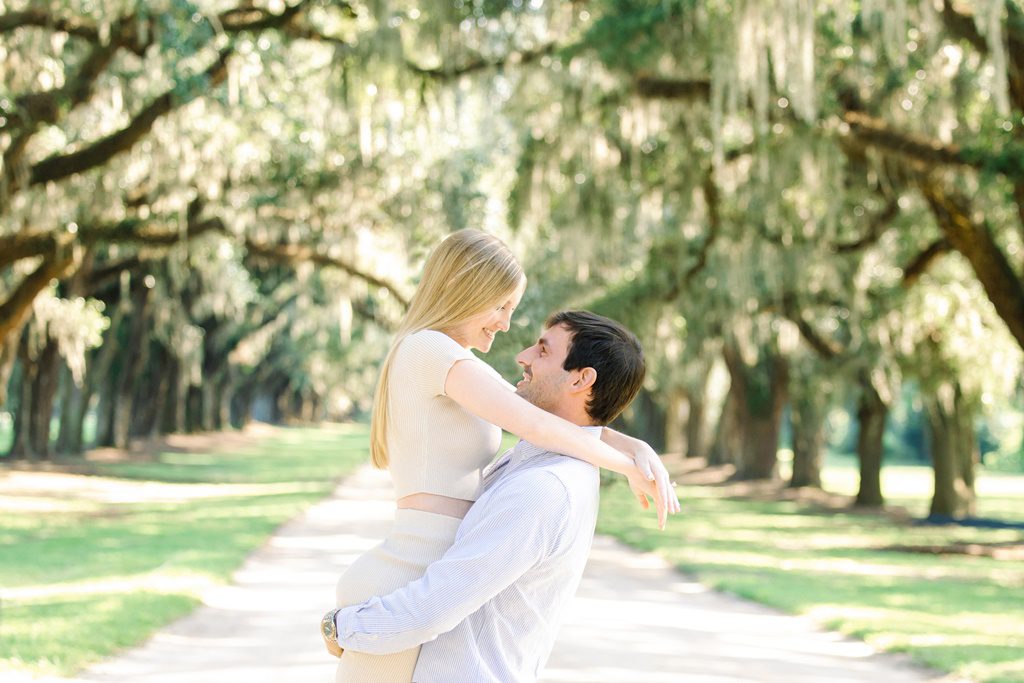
top-left (571, 367), bottom-right (597, 394)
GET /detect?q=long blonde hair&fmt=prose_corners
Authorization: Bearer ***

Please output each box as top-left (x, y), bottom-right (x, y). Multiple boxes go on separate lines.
top-left (370, 229), bottom-right (524, 468)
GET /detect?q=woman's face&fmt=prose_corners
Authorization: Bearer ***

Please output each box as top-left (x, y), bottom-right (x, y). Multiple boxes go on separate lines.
top-left (449, 278), bottom-right (526, 352)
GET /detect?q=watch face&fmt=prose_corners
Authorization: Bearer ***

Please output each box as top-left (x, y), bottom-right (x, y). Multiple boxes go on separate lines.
top-left (322, 612), bottom-right (335, 639)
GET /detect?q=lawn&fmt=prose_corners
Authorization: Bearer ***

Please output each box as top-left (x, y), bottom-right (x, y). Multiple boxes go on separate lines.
top-left (4, 425), bottom-right (1021, 681)
top-left (0, 424), bottom-right (369, 677)
top-left (598, 457), bottom-right (1024, 683)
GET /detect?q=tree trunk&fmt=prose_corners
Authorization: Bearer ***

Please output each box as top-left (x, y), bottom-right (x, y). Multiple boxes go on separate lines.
top-left (52, 249), bottom-right (93, 455)
top-left (27, 339), bottom-right (61, 459)
top-left (186, 385), bottom-right (204, 433)
top-left (0, 325), bottom-right (24, 409)
top-left (924, 381), bottom-right (976, 518)
top-left (94, 366), bottom-right (118, 447)
top-left (8, 333), bottom-right (35, 460)
top-left (112, 284), bottom-right (151, 449)
top-left (216, 369), bottom-right (234, 430)
top-left (231, 382), bottom-right (254, 429)
top-left (789, 392), bottom-right (826, 488)
top-left (130, 341), bottom-right (168, 438)
top-left (57, 368), bottom-right (89, 455)
top-left (200, 382), bottom-right (218, 431)
top-left (956, 398), bottom-right (978, 516)
top-left (84, 299), bottom-right (126, 448)
top-left (685, 391), bottom-right (708, 459)
top-left (55, 363), bottom-right (83, 454)
top-left (854, 372), bottom-right (888, 508)
top-left (709, 382), bottom-right (742, 466)
top-left (158, 356), bottom-right (184, 434)
top-left (664, 389), bottom-right (689, 455)
top-left (723, 344), bottom-right (788, 480)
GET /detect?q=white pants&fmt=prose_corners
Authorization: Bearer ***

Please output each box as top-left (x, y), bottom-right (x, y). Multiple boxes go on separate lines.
top-left (334, 508), bottom-right (461, 682)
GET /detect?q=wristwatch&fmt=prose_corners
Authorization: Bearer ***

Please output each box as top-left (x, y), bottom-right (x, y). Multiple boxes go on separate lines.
top-left (321, 608), bottom-right (344, 658)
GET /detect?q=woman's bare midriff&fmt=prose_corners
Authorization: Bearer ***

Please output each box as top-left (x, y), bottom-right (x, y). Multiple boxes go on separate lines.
top-left (396, 493), bottom-right (473, 519)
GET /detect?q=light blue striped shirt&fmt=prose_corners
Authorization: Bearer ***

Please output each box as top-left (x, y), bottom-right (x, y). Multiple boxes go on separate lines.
top-left (335, 429), bottom-right (602, 682)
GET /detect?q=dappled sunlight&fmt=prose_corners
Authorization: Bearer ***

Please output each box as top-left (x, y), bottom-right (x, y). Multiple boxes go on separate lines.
top-left (820, 464), bottom-right (1024, 521)
top-left (0, 493), bottom-right (98, 514)
top-left (5, 571), bottom-right (219, 602)
top-left (0, 470), bottom-right (326, 505)
top-left (671, 545), bottom-right (1017, 583)
top-left (963, 658), bottom-right (1024, 682)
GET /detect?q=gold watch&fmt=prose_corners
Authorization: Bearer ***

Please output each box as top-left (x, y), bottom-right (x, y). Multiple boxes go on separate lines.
top-left (321, 608), bottom-right (344, 657)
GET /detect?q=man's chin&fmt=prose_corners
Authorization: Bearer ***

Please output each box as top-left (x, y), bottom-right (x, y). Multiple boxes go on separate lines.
top-left (515, 388), bottom-right (535, 405)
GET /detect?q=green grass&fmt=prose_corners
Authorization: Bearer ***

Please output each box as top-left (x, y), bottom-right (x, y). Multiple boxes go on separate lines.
top-left (818, 452), bottom-right (1024, 521)
top-left (0, 424), bottom-right (369, 677)
top-left (598, 461), bottom-right (1024, 683)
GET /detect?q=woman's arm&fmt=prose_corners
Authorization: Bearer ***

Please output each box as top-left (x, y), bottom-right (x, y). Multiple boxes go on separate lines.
top-left (444, 359), bottom-right (679, 528)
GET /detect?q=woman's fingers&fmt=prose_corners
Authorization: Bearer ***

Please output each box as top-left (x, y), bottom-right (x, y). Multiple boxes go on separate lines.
top-left (656, 479), bottom-right (670, 529)
top-left (633, 449), bottom-right (656, 481)
top-left (628, 476), bottom-right (651, 509)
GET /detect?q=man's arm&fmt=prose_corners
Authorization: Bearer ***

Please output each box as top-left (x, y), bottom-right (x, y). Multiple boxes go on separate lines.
top-left (334, 471), bottom-right (570, 654)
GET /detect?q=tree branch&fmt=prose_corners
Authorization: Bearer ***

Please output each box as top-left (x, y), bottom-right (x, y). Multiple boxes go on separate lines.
top-left (244, 240), bottom-right (410, 308)
top-left (0, 253), bottom-right (78, 343)
top-left (4, 1), bottom-right (333, 201)
top-left (843, 111), bottom-right (968, 167)
top-left (408, 42), bottom-right (558, 80)
top-left (780, 293), bottom-right (845, 360)
top-left (0, 214), bottom-right (228, 271)
top-left (681, 166), bottom-right (722, 289)
top-left (632, 74), bottom-right (1023, 182)
top-left (833, 198), bottom-right (900, 253)
top-left (2, 39), bottom-right (121, 177)
top-left (941, 0), bottom-right (1024, 112)
top-left (0, 9), bottom-right (100, 41)
top-left (0, 232), bottom-right (63, 271)
top-left (26, 49), bottom-right (232, 190)
top-left (85, 256), bottom-right (144, 293)
top-left (844, 110), bottom-right (1024, 182)
top-left (918, 177), bottom-right (1024, 351)
top-left (901, 238), bottom-right (953, 287)
top-left (634, 76), bottom-right (711, 101)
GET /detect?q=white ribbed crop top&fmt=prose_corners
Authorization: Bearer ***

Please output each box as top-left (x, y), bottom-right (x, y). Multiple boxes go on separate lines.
top-left (386, 329), bottom-right (504, 501)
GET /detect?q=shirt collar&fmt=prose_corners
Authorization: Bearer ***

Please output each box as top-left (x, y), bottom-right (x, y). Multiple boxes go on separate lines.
top-left (513, 425), bottom-right (603, 464)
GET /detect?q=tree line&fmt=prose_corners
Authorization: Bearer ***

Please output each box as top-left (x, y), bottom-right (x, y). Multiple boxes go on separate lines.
top-left (2, 0), bottom-right (1022, 520)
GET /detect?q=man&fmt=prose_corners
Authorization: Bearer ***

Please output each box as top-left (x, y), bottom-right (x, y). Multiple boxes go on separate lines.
top-left (321, 310), bottom-right (646, 682)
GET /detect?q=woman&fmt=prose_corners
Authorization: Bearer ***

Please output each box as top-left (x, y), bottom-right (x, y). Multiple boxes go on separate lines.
top-left (332, 229), bottom-right (678, 682)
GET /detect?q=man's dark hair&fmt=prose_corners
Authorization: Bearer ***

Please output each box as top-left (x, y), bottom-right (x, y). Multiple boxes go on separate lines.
top-left (545, 310), bottom-right (645, 426)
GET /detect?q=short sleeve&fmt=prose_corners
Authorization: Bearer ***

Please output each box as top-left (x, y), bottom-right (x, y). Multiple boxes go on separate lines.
top-left (393, 330), bottom-right (475, 397)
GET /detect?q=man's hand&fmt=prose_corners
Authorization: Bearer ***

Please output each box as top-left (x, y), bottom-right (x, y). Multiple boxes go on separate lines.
top-left (321, 608), bottom-right (345, 658)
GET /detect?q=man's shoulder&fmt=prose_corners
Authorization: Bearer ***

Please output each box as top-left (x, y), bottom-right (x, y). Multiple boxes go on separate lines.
top-left (504, 456), bottom-right (599, 502)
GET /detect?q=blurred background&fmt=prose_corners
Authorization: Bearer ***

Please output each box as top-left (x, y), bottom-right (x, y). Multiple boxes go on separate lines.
top-left (1, 0), bottom-right (1022, 681)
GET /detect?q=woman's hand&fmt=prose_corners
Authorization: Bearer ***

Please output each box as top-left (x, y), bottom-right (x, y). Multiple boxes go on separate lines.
top-left (627, 444), bottom-right (681, 530)
top-left (600, 427), bottom-right (681, 529)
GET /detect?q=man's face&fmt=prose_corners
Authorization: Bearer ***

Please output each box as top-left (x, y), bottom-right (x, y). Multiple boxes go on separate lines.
top-left (514, 324), bottom-right (574, 412)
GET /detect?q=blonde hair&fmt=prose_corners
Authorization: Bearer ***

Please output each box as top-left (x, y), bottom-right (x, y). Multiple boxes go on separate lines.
top-left (370, 229), bottom-right (524, 469)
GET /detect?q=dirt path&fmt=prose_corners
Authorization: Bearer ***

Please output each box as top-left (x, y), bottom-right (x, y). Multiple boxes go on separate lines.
top-left (13, 464), bottom-right (960, 683)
